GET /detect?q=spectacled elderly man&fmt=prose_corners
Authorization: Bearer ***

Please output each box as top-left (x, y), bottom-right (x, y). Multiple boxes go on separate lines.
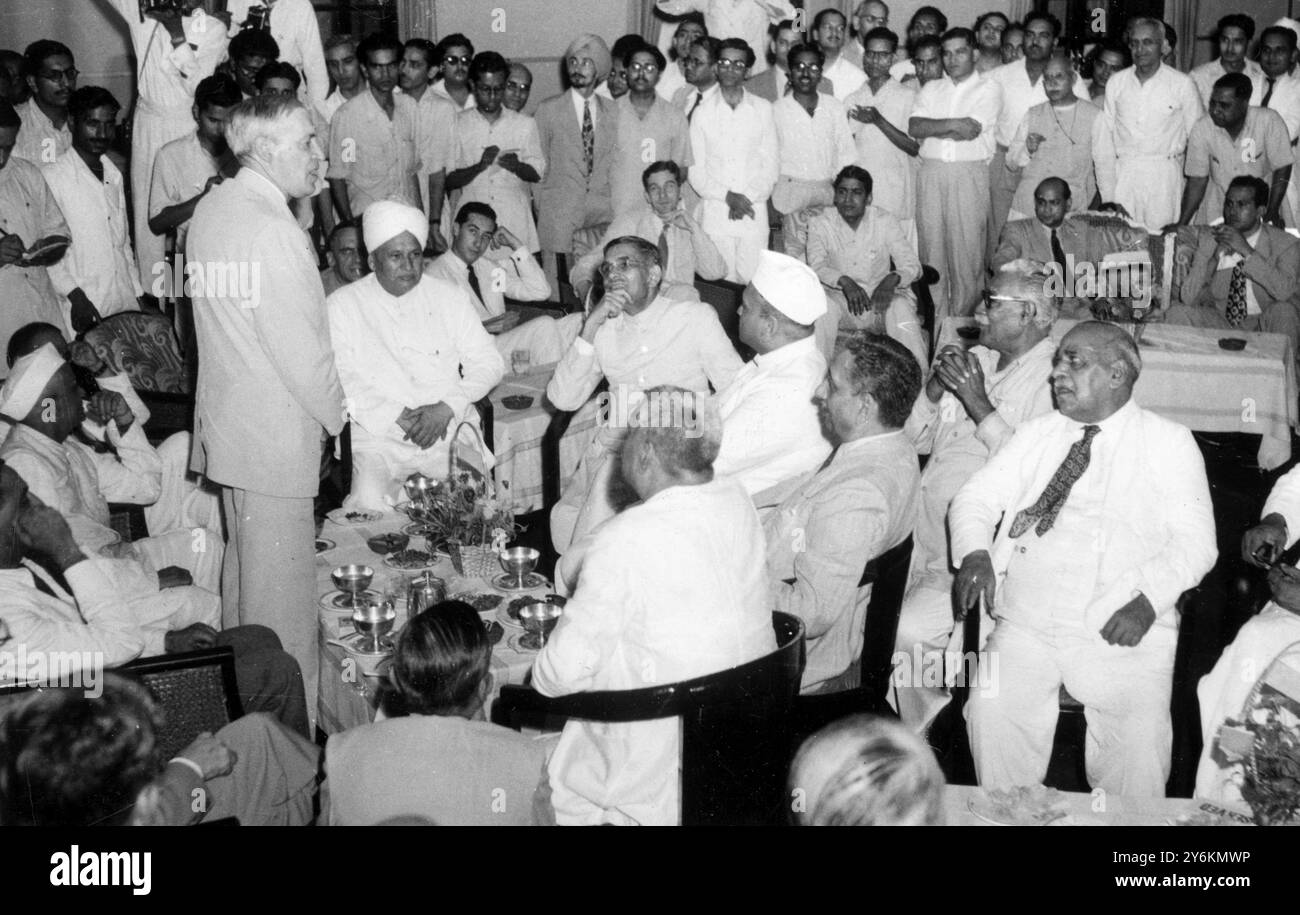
top-left (765, 332), bottom-right (921, 694)
top-left (951, 322), bottom-right (1217, 795)
top-left (328, 201), bottom-right (504, 510)
top-left (503, 62), bottom-right (533, 113)
top-left (715, 250), bottom-right (831, 506)
top-left (188, 93), bottom-right (345, 723)
top-left (894, 271), bottom-right (1057, 731)
top-left (547, 235), bottom-right (742, 553)
top-left (535, 385), bottom-right (776, 825)
top-left (841, 0), bottom-right (890, 70)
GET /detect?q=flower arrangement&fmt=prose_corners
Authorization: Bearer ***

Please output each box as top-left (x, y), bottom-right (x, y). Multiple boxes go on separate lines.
top-left (1225, 692), bottom-right (1300, 826)
top-left (406, 471), bottom-right (521, 577)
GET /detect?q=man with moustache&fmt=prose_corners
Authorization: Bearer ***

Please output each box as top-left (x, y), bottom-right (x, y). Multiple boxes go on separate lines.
top-left (813, 8), bottom-right (866, 102)
top-left (608, 42), bottom-right (692, 216)
top-left (431, 34), bottom-right (476, 112)
top-left (13, 41), bottom-right (76, 166)
top-left (842, 1), bottom-right (891, 70)
top-left (746, 19), bottom-right (833, 103)
top-left (658, 15), bottom-right (706, 102)
top-left (1258, 26), bottom-right (1300, 225)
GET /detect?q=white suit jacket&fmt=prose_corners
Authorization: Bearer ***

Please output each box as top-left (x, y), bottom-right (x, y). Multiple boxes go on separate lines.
top-left (187, 168), bottom-right (345, 497)
top-left (949, 400), bottom-right (1217, 632)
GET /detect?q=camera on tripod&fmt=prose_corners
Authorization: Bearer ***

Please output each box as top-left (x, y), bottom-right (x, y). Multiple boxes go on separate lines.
top-left (241, 5), bottom-right (270, 31)
top-left (138, 0), bottom-right (189, 20)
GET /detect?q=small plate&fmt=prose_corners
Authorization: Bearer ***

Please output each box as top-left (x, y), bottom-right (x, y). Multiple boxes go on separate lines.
top-left (383, 550), bottom-right (441, 571)
top-left (508, 631), bottom-right (542, 653)
top-left (315, 538), bottom-right (336, 553)
top-left (327, 507), bottom-right (384, 525)
top-left (450, 591), bottom-right (503, 613)
top-left (320, 589), bottom-right (380, 611)
top-left (491, 571), bottom-right (549, 592)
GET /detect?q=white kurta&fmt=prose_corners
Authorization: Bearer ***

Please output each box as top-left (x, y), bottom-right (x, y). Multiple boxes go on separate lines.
top-left (326, 274), bottom-right (506, 510)
top-left (226, 0), bottom-right (329, 107)
top-left (844, 78), bottom-right (918, 237)
top-left (533, 477), bottom-right (776, 825)
top-left (453, 108), bottom-right (546, 253)
top-left (1190, 58), bottom-right (1265, 109)
top-left (108, 0), bottom-right (228, 289)
top-left (1095, 64), bottom-right (1204, 231)
top-left (12, 99), bottom-right (71, 166)
top-left (714, 335), bottom-right (830, 500)
top-left (988, 60), bottom-right (1089, 149)
top-left (0, 156), bottom-right (69, 358)
top-left (823, 55), bottom-right (867, 101)
top-left (42, 151), bottom-right (142, 322)
top-left (1007, 99), bottom-right (1103, 219)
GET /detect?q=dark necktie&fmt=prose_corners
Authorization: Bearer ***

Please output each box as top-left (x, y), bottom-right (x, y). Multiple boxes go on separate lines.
top-left (1008, 424), bottom-right (1101, 538)
top-left (657, 224), bottom-right (670, 274)
top-left (467, 262), bottom-right (485, 308)
top-left (687, 90), bottom-right (703, 121)
top-left (581, 99), bottom-right (594, 176)
top-left (1226, 262), bottom-right (1248, 327)
top-left (1050, 228), bottom-right (1068, 276)
top-left (817, 446), bottom-right (839, 473)
top-left (1263, 77), bottom-right (1276, 108)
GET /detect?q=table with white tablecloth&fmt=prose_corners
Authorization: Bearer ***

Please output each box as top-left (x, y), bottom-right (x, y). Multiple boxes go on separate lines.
top-left (943, 785), bottom-right (1250, 826)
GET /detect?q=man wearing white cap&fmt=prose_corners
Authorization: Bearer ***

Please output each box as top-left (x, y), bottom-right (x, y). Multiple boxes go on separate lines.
top-left (0, 344), bottom-right (220, 633)
top-left (763, 331), bottom-right (921, 693)
top-left (713, 250), bottom-right (831, 508)
top-left (327, 200), bottom-right (505, 510)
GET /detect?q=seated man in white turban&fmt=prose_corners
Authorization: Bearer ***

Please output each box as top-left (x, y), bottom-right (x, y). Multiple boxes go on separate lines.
top-left (0, 344), bottom-right (220, 632)
top-left (714, 250), bottom-right (831, 509)
top-left (327, 200), bottom-right (506, 510)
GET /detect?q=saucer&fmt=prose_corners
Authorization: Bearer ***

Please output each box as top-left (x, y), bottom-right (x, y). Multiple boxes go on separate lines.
top-left (321, 589), bottom-right (380, 611)
top-left (492, 571), bottom-right (548, 592)
top-left (315, 538), bottom-right (336, 553)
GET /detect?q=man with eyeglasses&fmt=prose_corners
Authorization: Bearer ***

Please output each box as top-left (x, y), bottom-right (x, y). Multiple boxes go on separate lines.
top-left (1259, 26), bottom-right (1300, 226)
top-left (609, 43), bottom-right (692, 215)
top-left (430, 34), bottom-right (476, 112)
top-left (772, 44), bottom-right (855, 261)
top-left (951, 321), bottom-right (1215, 796)
top-left (672, 36), bottom-right (721, 117)
top-left (842, 1), bottom-right (890, 70)
top-left (658, 14), bottom-right (706, 102)
top-left (448, 52), bottom-right (544, 256)
top-left (535, 35), bottom-right (617, 281)
top-left (845, 27), bottom-right (920, 247)
top-left (746, 19), bottom-right (833, 103)
top-left (894, 269), bottom-right (1057, 731)
top-left (12, 41), bottom-right (76, 166)
top-left (503, 63), bottom-right (533, 113)
top-left (909, 27), bottom-right (1001, 318)
top-left (1190, 15), bottom-right (1264, 108)
top-left (689, 38), bottom-right (779, 283)
top-left (397, 37), bottom-right (458, 251)
top-left (547, 235), bottom-right (742, 553)
top-left (221, 28), bottom-right (281, 101)
top-left (813, 8), bottom-right (866, 102)
top-left (226, 0), bottom-right (329, 109)
top-left (327, 33), bottom-right (421, 223)
top-left (319, 34), bottom-right (364, 124)
top-left (656, 0), bottom-right (796, 77)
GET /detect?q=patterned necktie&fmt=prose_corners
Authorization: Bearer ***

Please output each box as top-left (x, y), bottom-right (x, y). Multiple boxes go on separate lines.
top-left (467, 261), bottom-right (485, 308)
top-left (1050, 228), bottom-right (1068, 276)
top-left (657, 224), bottom-right (670, 274)
top-left (1226, 262), bottom-right (1248, 327)
top-left (1008, 424), bottom-right (1101, 538)
top-left (1263, 77), bottom-right (1276, 108)
top-left (687, 90), bottom-right (703, 121)
top-left (581, 98), bottom-right (594, 176)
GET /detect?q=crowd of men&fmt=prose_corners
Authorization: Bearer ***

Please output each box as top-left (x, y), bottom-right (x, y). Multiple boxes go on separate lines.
top-left (2, 0), bottom-right (1300, 827)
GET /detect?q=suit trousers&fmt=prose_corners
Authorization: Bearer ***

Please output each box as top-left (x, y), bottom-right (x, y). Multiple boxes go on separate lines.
top-left (220, 487), bottom-right (317, 732)
top-left (203, 712), bottom-right (320, 826)
top-left (986, 146), bottom-right (1019, 265)
top-left (918, 160), bottom-right (989, 319)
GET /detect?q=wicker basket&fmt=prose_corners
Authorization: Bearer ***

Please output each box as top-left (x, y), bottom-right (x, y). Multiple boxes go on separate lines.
top-left (448, 540), bottom-right (499, 578)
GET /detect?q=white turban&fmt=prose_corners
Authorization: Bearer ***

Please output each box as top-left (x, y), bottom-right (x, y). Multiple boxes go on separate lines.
top-left (0, 343), bottom-right (65, 422)
top-left (362, 200), bottom-right (428, 252)
top-left (750, 250), bottom-right (827, 326)
top-left (1276, 18), bottom-right (1300, 47)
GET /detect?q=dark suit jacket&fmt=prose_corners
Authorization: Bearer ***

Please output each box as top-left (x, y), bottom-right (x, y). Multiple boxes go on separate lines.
top-left (992, 216), bottom-right (1098, 272)
top-left (1179, 223), bottom-right (1300, 311)
top-left (534, 90), bottom-right (617, 254)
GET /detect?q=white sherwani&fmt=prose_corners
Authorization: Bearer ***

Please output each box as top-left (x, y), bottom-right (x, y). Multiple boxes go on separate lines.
top-left (950, 400), bottom-right (1217, 796)
top-left (1096, 64), bottom-right (1204, 231)
top-left (326, 274), bottom-right (506, 510)
top-left (714, 335), bottom-right (830, 503)
top-left (453, 108), bottom-right (546, 253)
top-left (844, 78), bottom-right (918, 245)
top-left (894, 337), bottom-right (1055, 730)
top-left (533, 476), bottom-right (776, 825)
top-left (12, 99), bottom-right (71, 166)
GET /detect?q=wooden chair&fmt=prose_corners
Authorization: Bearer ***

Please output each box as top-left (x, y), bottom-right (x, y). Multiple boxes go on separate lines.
top-left (492, 611), bottom-right (807, 825)
top-left (118, 646), bottom-right (243, 763)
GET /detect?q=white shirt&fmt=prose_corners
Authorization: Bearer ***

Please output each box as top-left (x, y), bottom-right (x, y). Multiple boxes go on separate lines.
top-left (317, 88), bottom-right (348, 124)
top-left (658, 60), bottom-right (688, 101)
top-left (226, 0), bottom-right (329, 106)
top-left (570, 205), bottom-right (728, 294)
top-left (326, 273), bottom-right (505, 450)
top-left (430, 78), bottom-right (476, 112)
top-left (43, 151), bottom-right (142, 319)
top-left (806, 205), bottom-right (920, 293)
top-left (408, 87), bottom-right (460, 177)
top-left (1190, 58), bottom-right (1265, 109)
top-left (12, 99), bottom-right (71, 166)
top-left (0, 156), bottom-right (68, 351)
top-left (327, 90), bottom-right (421, 215)
top-left (425, 248), bottom-right (550, 320)
top-left (689, 89), bottom-right (779, 236)
top-left (569, 88), bottom-right (600, 131)
top-left (823, 54), bottom-right (867, 102)
top-left (148, 131), bottom-right (221, 253)
top-left (1262, 463), bottom-right (1300, 549)
top-left (1263, 70), bottom-right (1300, 141)
top-left (454, 108), bottom-right (546, 252)
top-left (109, 0), bottom-right (229, 115)
top-left (912, 71), bottom-right (1001, 162)
top-left (1095, 64), bottom-right (1204, 201)
top-left (772, 94), bottom-right (856, 181)
top-left (533, 476), bottom-right (776, 825)
top-left (714, 335), bottom-right (830, 496)
top-left (988, 60), bottom-right (1089, 148)
top-left (844, 78), bottom-right (918, 222)
top-left (655, 0), bottom-right (797, 76)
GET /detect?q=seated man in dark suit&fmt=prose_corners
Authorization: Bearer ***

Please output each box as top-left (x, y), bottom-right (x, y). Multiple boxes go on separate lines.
top-left (1163, 175), bottom-right (1300, 349)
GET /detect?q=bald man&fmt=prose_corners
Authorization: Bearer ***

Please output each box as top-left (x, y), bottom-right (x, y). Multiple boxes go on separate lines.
top-left (326, 201), bottom-right (504, 510)
top-left (950, 322), bottom-right (1216, 796)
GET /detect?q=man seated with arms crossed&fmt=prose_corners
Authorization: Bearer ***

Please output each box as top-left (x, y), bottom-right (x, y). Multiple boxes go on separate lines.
top-left (0, 344), bottom-right (220, 632)
top-left (1162, 175), bottom-right (1300, 351)
top-left (765, 332), bottom-right (921, 694)
top-left (320, 220), bottom-right (365, 296)
top-left (951, 322), bottom-right (1217, 796)
top-left (533, 387), bottom-right (775, 825)
top-left (547, 236), bottom-right (741, 554)
top-left (570, 160), bottom-right (726, 303)
top-left (805, 165), bottom-right (926, 369)
top-left (0, 674), bottom-right (318, 826)
top-left (894, 270), bottom-right (1057, 731)
top-left (327, 201), bottom-right (504, 510)
top-left (714, 250), bottom-right (831, 509)
top-left (0, 459), bottom-right (308, 734)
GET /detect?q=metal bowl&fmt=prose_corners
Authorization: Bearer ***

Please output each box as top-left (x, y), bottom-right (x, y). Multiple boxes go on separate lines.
top-left (499, 546), bottom-right (540, 580)
top-left (331, 563), bottom-right (374, 596)
top-left (366, 532), bottom-right (410, 555)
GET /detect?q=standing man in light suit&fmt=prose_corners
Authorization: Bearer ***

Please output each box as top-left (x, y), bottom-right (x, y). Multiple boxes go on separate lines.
top-left (187, 94), bottom-right (345, 721)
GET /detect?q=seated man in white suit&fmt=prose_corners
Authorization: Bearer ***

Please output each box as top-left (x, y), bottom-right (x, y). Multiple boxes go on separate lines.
top-left (327, 201), bottom-right (505, 510)
top-left (951, 322), bottom-right (1217, 797)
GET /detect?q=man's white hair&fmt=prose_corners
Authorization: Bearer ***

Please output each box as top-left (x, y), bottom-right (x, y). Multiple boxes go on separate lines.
top-left (225, 94), bottom-right (306, 162)
top-left (1125, 16), bottom-right (1166, 46)
top-left (990, 266), bottom-right (1059, 328)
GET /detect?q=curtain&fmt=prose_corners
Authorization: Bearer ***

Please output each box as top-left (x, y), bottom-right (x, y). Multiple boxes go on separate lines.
top-left (397, 0), bottom-right (435, 40)
top-left (1009, 0), bottom-right (1033, 23)
top-left (1166, 0), bottom-right (1199, 72)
